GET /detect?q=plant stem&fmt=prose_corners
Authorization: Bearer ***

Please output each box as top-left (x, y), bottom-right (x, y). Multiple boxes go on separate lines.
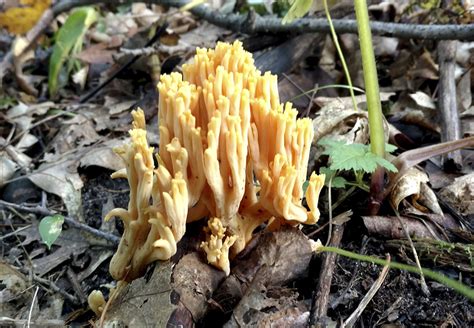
top-left (320, 246), bottom-right (474, 301)
top-left (354, 0), bottom-right (386, 214)
top-left (323, 0), bottom-right (358, 112)
top-left (354, 0), bottom-right (384, 155)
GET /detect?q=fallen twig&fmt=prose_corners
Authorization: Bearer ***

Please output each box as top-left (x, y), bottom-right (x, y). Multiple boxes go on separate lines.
top-left (0, 200), bottom-right (120, 245)
top-left (309, 223), bottom-right (345, 327)
top-left (33, 274), bottom-right (81, 305)
top-left (3, 0), bottom-right (472, 88)
top-left (437, 40), bottom-right (462, 169)
top-left (342, 254), bottom-right (391, 328)
top-left (53, 0), bottom-right (474, 41)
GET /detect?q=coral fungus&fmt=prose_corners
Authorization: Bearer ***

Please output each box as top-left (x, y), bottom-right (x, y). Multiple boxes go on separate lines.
top-left (105, 41), bottom-right (325, 281)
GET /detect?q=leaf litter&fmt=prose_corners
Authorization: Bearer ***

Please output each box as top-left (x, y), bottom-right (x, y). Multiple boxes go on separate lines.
top-left (0, 1), bottom-right (473, 327)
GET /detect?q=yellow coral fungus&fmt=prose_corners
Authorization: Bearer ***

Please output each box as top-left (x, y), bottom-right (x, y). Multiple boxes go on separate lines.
top-left (106, 41), bottom-right (325, 280)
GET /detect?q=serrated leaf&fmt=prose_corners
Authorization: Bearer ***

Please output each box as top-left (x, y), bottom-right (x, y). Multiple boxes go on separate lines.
top-left (39, 215), bottom-right (64, 249)
top-left (385, 143), bottom-right (398, 153)
top-left (319, 138), bottom-right (398, 174)
top-left (282, 0), bottom-right (312, 24)
top-left (49, 7), bottom-right (98, 97)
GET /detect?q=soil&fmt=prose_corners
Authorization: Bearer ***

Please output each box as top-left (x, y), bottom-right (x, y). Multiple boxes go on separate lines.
top-left (69, 169), bottom-right (474, 326)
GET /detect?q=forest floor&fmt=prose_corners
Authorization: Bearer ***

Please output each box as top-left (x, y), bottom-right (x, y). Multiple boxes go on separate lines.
top-left (1, 1), bottom-right (473, 327)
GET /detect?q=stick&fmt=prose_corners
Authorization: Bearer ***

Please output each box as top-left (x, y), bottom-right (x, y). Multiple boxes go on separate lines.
top-left (437, 40), bottom-right (462, 169)
top-left (0, 200), bottom-right (120, 245)
top-left (309, 223), bottom-right (345, 327)
top-left (52, 0), bottom-right (474, 41)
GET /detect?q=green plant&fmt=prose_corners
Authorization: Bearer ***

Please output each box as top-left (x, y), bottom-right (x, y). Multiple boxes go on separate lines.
top-left (314, 243), bottom-right (474, 301)
top-left (49, 6), bottom-right (98, 97)
top-left (318, 138), bottom-right (397, 193)
top-left (39, 214), bottom-right (65, 249)
top-left (282, 0), bottom-right (388, 213)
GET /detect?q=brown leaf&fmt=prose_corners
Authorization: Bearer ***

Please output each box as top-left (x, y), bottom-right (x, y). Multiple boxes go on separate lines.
top-left (389, 167), bottom-right (442, 214)
top-left (208, 227), bottom-right (314, 320)
top-left (439, 173), bottom-right (474, 216)
top-left (75, 42), bottom-right (117, 64)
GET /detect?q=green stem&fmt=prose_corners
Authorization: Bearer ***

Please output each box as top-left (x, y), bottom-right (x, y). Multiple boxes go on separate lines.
top-left (354, 0), bottom-right (385, 157)
top-left (323, 0), bottom-right (358, 112)
top-left (320, 246), bottom-right (474, 301)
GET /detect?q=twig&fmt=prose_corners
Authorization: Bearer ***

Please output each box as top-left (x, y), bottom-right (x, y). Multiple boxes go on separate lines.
top-left (309, 223), bottom-right (345, 327)
top-left (27, 286), bottom-right (40, 328)
top-left (33, 274), bottom-right (81, 305)
top-left (437, 40), bottom-right (462, 169)
top-left (67, 267), bottom-right (87, 304)
top-left (2, 0), bottom-right (472, 85)
top-left (0, 317), bottom-right (64, 327)
top-left (342, 254), bottom-right (391, 328)
top-left (52, 0), bottom-right (474, 41)
top-left (0, 200), bottom-right (120, 245)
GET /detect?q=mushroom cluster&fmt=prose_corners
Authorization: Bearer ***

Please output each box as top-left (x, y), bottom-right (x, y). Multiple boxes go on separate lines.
top-left (107, 41), bottom-right (325, 281)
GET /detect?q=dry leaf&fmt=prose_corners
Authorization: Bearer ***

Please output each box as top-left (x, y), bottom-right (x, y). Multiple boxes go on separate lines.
top-left (228, 286), bottom-right (309, 328)
top-left (409, 91), bottom-right (436, 110)
top-left (439, 173), bottom-right (474, 215)
top-left (72, 66), bottom-right (88, 89)
top-left (312, 94), bottom-right (392, 144)
top-left (0, 155), bottom-right (18, 187)
top-left (390, 167), bottom-right (442, 215)
top-left (75, 41), bottom-right (118, 64)
top-left (79, 138), bottom-right (125, 171)
top-left (457, 69), bottom-right (471, 112)
top-left (0, 262), bottom-right (30, 318)
top-left (0, 0), bottom-right (51, 34)
top-left (132, 3), bottom-right (160, 27)
top-left (28, 160), bottom-right (83, 218)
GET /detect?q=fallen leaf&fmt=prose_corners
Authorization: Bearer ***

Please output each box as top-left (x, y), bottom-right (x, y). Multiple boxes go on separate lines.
top-left (409, 91), bottom-right (437, 110)
top-left (28, 159), bottom-right (83, 218)
top-left (79, 138), bottom-right (125, 172)
top-left (312, 94), bottom-right (392, 145)
top-left (0, 262), bottom-right (30, 318)
top-left (72, 66), bottom-right (89, 89)
top-left (390, 167), bottom-right (442, 214)
top-left (0, 150), bottom-right (19, 186)
top-left (75, 42), bottom-right (118, 64)
top-left (439, 173), bottom-right (474, 216)
top-left (457, 69), bottom-right (471, 112)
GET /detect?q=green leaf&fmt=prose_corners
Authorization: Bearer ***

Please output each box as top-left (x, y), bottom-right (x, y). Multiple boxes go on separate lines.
top-left (282, 0), bottom-right (312, 24)
top-left (320, 167), bottom-right (347, 188)
top-left (319, 138), bottom-right (398, 174)
top-left (39, 215), bottom-right (65, 250)
top-left (385, 143), bottom-right (397, 153)
top-left (49, 7), bottom-right (98, 97)
top-left (0, 95), bottom-right (17, 109)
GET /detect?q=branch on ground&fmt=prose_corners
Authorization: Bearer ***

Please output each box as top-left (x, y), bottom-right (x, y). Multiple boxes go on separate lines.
top-left (54, 0), bottom-right (474, 41)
